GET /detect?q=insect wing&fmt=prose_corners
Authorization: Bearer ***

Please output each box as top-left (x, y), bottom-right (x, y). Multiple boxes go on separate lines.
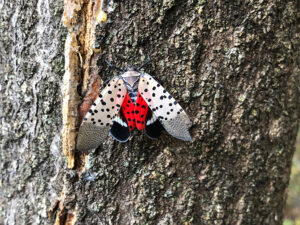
top-left (134, 92), bottom-right (148, 131)
top-left (144, 112), bottom-right (164, 139)
top-left (120, 93), bottom-right (136, 131)
top-left (138, 73), bottom-right (192, 141)
top-left (110, 113), bottom-right (131, 143)
top-left (76, 77), bottom-right (127, 151)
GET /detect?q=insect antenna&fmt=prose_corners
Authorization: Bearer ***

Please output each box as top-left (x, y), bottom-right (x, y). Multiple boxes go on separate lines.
top-left (105, 59), bottom-right (124, 72)
top-left (137, 55), bottom-right (151, 70)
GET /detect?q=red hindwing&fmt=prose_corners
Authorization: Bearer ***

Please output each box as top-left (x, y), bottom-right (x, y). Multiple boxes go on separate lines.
top-left (121, 92), bottom-right (148, 131)
top-left (121, 93), bottom-right (136, 131)
top-left (134, 92), bottom-right (148, 131)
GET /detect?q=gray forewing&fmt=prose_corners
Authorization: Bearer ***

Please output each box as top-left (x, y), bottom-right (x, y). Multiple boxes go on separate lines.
top-left (138, 73), bottom-right (192, 141)
top-left (76, 77), bottom-right (127, 151)
top-left (76, 123), bottom-right (111, 151)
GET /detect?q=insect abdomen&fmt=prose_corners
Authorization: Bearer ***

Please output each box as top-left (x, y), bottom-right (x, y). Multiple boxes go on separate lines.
top-left (128, 90), bottom-right (138, 104)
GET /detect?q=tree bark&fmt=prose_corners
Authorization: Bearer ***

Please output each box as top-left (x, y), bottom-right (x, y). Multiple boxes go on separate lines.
top-left (0, 0), bottom-right (299, 225)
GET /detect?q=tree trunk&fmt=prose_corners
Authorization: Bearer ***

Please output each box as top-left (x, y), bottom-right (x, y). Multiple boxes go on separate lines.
top-left (0, 0), bottom-right (299, 225)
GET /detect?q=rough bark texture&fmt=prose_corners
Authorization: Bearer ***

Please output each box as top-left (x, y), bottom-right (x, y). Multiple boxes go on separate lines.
top-left (0, 0), bottom-right (66, 224)
top-left (0, 0), bottom-right (299, 225)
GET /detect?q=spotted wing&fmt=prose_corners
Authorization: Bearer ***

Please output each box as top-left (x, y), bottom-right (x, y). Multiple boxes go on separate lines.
top-left (138, 73), bottom-right (192, 141)
top-left (134, 92), bottom-right (149, 130)
top-left (120, 93), bottom-right (136, 131)
top-left (76, 77), bottom-right (127, 151)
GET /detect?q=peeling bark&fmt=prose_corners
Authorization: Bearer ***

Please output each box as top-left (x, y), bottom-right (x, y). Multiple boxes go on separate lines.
top-left (0, 0), bottom-right (299, 225)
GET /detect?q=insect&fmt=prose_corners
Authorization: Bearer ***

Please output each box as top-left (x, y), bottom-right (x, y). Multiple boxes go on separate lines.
top-left (76, 57), bottom-right (192, 151)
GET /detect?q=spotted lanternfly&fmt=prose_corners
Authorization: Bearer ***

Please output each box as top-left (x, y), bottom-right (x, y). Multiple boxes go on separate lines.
top-left (76, 58), bottom-right (192, 151)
